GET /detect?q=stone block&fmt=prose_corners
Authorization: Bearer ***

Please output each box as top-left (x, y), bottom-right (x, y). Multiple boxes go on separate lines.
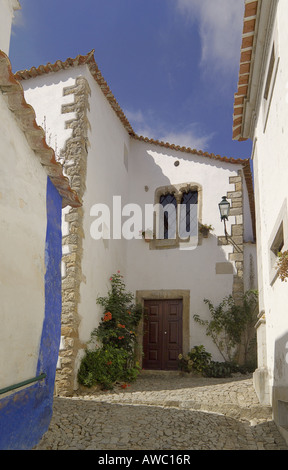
top-left (229, 176), bottom-right (242, 183)
top-left (217, 236), bottom-right (228, 245)
top-left (231, 200), bottom-right (242, 208)
top-left (65, 212), bottom-right (80, 222)
top-left (227, 191), bottom-right (242, 199)
top-left (62, 277), bottom-right (76, 290)
top-left (229, 207), bottom-right (243, 216)
top-left (216, 262), bottom-right (234, 274)
top-left (231, 224), bottom-right (244, 236)
top-left (231, 235), bottom-right (243, 245)
top-left (229, 252), bottom-right (244, 262)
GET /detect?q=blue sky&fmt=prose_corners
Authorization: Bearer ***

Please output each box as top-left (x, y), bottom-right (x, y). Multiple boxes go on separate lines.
top-left (9, 0), bottom-right (252, 159)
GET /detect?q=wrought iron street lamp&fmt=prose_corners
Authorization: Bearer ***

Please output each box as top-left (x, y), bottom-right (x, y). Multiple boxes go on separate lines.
top-left (218, 196), bottom-right (230, 237)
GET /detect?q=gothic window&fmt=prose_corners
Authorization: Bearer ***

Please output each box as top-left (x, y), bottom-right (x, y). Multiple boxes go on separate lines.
top-left (179, 191), bottom-right (198, 239)
top-left (159, 193), bottom-right (177, 239)
top-left (155, 185), bottom-right (199, 244)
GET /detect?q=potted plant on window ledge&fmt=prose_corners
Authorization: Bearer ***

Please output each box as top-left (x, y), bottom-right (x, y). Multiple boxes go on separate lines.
top-left (140, 229), bottom-right (153, 242)
top-left (199, 224), bottom-right (214, 238)
top-left (276, 250), bottom-right (288, 281)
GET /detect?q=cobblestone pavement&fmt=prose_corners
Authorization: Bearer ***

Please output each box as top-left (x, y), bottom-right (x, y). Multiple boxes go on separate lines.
top-left (34, 372), bottom-right (288, 451)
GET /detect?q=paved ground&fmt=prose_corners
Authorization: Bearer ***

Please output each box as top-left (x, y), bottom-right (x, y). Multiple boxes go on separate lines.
top-left (34, 372), bottom-right (288, 451)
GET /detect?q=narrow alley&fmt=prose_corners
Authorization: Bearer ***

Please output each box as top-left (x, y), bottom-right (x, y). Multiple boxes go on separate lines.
top-left (34, 373), bottom-right (288, 451)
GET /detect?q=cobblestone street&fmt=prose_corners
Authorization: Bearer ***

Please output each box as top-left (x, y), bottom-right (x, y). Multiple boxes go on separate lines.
top-left (34, 372), bottom-right (288, 451)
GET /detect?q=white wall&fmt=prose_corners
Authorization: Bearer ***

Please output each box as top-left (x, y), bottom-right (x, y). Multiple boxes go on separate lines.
top-left (0, 92), bottom-right (47, 389)
top-left (252, 0), bottom-right (288, 401)
top-left (126, 139), bottom-right (248, 358)
top-left (0, 0), bottom-right (20, 55)
top-left (78, 66), bottom-right (131, 344)
top-left (22, 72), bottom-right (76, 157)
top-left (21, 63), bottom-right (256, 366)
top-left (21, 66), bottom-right (131, 348)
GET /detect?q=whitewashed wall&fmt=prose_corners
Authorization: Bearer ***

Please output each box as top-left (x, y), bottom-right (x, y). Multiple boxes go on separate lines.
top-left (252, 0), bottom-right (288, 412)
top-left (21, 63), bottom-right (256, 368)
top-left (0, 0), bottom-right (20, 55)
top-left (126, 140), bottom-right (253, 358)
top-left (78, 67), bottom-right (131, 344)
top-left (22, 73), bottom-right (76, 157)
top-left (0, 92), bottom-right (47, 389)
top-left (21, 66), bottom-right (131, 353)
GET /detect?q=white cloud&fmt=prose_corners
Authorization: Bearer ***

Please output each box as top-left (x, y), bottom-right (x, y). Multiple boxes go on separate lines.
top-left (158, 127), bottom-right (214, 151)
top-left (176, 0), bottom-right (244, 75)
top-left (125, 109), bottom-right (157, 139)
top-left (11, 5), bottom-right (26, 31)
top-left (125, 108), bottom-right (214, 151)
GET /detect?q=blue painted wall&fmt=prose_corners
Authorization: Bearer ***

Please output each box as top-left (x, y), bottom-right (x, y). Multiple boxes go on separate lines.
top-left (0, 177), bottom-right (62, 450)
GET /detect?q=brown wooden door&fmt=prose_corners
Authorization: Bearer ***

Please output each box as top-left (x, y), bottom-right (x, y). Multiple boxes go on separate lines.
top-left (143, 299), bottom-right (183, 370)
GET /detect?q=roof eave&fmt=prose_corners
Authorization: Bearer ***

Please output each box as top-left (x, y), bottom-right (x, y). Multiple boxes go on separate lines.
top-left (0, 50), bottom-right (81, 208)
top-left (232, 0), bottom-right (260, 142)
top-left (232, 0), bottom-right (279, 142)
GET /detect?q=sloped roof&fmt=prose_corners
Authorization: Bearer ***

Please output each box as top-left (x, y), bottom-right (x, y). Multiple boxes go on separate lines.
top-left (14, 49), bottom-right (255, 236)
top-left (15, 49), bottom-right (135, 137)
top-left (232, 0), bottom-right (259, 141)
top-left (0, 50), bottom-right (80, 208)
top-left (135, 135), bottom-right (255, 239)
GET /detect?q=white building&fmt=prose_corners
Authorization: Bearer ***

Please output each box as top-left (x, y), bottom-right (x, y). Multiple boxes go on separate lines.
top-left (0, 0), bottom-right (20, 55)
top-left (0, 0), bottom-right (80, 449)
top-left (15, 50), bottom-right (256, 396)
top-left (233, 0), bottom-right (288, 443)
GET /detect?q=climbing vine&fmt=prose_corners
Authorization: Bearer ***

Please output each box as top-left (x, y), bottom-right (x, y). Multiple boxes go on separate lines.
top-left (193, 289), bottom-right (258, 365)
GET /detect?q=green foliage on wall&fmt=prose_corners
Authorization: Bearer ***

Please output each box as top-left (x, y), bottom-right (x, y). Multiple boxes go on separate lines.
top-left (78, 272), bottom-right (142, 389)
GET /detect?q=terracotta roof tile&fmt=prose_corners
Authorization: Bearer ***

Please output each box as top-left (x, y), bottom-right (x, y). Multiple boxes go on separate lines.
top-left (232, 0), bottom-right (259, 142)
top-left (0, 50), bottom-right (80, 208)
top-left (134, 135), bottom-right (256, 238)
top-left (15, 50), bottom-right (253, 169)
top-left (13, 50), bottom-right (255, 236)
top-left (14, 50), bottom-right (135, 137)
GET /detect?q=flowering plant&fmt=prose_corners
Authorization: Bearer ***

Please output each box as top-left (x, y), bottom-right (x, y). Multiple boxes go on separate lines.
top-left (94, 272), bottom-right (142, 352)
top-left (78, 272), bottom-right (142, 389)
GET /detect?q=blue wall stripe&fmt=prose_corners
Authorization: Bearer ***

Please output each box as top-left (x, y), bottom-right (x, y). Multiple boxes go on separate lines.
top-left (0, 177), bottom-right (62, 450)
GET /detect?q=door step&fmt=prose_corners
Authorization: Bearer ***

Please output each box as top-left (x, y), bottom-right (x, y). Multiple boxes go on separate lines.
top-left (140, 370), bottom-right (181, 377)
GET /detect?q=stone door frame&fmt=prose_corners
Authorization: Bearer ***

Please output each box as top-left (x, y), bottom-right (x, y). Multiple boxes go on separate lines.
top-left (135, 290), bottom-right (190, 368)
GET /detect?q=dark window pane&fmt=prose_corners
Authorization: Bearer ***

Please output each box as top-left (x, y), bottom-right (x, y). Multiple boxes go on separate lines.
top-left (160, 194), bottom-right (177, 239)
top-left (179, 191), bottom-right (198, 238)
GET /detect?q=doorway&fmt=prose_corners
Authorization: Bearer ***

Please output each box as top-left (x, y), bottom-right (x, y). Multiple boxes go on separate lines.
top-left (143, 299), bottom-right (183, 370)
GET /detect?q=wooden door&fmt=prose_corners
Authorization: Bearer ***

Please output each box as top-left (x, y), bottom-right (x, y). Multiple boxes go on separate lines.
top-left (143, 299), bottom-right (183, 370)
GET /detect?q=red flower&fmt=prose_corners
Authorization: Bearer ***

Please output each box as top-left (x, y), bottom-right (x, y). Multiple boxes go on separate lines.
top-left (103, 311), bottom-right (112, 322)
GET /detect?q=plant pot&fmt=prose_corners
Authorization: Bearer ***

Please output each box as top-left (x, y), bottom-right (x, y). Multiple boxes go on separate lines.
top-left (201, 229), bottom-right (209, 238)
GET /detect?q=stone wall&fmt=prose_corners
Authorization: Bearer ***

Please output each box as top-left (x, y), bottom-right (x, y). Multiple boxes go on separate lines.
top-left (55, 77), bottom-right (90, 396)
top-left (217, 170), bottom-right (256, 365)
top-left (218, 170), bottom-right (245, 304)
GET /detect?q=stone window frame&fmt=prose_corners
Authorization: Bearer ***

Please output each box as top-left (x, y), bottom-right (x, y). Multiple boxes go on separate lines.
top-left (263, 26), bottom-right (280, 133)
top-left (268, 199), bottom-right (288, 285)
top-left (149, 182), bottom-right (203, 250)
